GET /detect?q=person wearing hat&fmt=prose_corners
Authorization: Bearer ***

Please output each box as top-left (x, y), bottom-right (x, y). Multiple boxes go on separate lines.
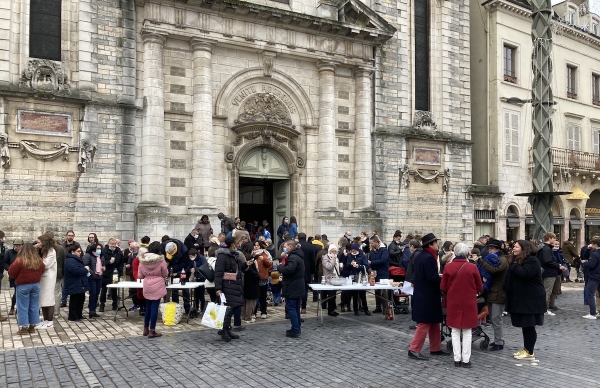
top-left (476, 238), bottom-right (509, 351)
top-left (2, 238), bottom-right (24, 319)
top-left (408, 233), bottom-right (448, 360)
top-left (342, 243), bottom-right (372, 316)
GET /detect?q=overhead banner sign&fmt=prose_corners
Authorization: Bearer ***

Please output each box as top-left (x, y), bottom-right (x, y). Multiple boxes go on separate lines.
top-left (566, 186), bottom-right (589, 200)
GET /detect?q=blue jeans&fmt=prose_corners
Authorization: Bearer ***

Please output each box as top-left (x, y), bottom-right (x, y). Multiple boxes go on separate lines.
top-left (16, 283), bottom-right (41, 327)
top-left (286, 298), bottom-right (301, 334)
top-left (144, 299), bottom-right (161, 330)
top-left (88, 278), bottom-right (102, 313)
top-left (584, 279), bottom-right (589, 304)
top-left (586, 280), bottom-right (600, 316)
top-left (61, 280), bottom-right (67, 304)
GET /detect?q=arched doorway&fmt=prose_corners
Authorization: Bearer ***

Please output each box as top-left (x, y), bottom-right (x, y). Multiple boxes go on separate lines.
top-left (551, 198), bottom-right (564, 242)
top-left (585, 190), bottom-right (600, 240)
top-left (569, 207), bottom-right (582, 243)
top-left (238, 147), bottom-right (290, 248)
top-left (506, 205), bottom-right (520, 242)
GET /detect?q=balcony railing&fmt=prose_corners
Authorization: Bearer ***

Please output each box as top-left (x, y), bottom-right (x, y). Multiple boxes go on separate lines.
top-left (531, 147), bottom-right (600, 171)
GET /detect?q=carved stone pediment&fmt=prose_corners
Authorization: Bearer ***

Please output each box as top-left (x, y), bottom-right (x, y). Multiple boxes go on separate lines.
top-left (20, 59), bottom-right (70, 95)
top-left (337, 0), bottom-right (397, 37)
top-left (234, 93), bottom-right (293, 126)
top-left (231, 122), bottom-right (300, 151)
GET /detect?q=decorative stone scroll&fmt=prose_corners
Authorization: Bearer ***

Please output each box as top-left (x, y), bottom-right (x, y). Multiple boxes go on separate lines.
top-left (413, 110), bottom-right (437, 131)
top-left (399, 164), bottom-right (450, 192)
top-left (0, 133), bottom-right (10, 169)
top-left (19, 141), bottom-right (70, 161)
top-left (231, 124), bottom-right (299, 151)
top-left (20, 59), bottom-right (70, 95)
top-left (234, 93), bottom-right (293, 126)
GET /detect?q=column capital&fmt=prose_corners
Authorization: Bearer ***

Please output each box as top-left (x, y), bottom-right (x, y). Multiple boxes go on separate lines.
top-left (316, 59), bottom-right (340, 73)
top-left (353, 66), bottom-right (374, 78)
top-left (190, 38), bottom-right (217, 53)
top-left (141, 29), bottom-right (168, 45)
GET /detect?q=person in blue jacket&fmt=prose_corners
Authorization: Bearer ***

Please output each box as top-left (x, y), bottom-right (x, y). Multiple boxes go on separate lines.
top-left (189, 248), bottom-right (207, 312)
top-left (276, 216), bottom-right (294, 244)
top-left (162, 239), bottom-right (191, 313)
top-left (342, 244), bottom-right (371, 316)
top-left (63, 243), bottom-right (90, 322)
top-left (369, 236), bottom-right (389, 313)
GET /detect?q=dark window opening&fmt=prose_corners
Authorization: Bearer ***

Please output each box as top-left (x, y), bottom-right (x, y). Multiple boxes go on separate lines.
top-left (414, 0), bottom-right (429, 112)
top-left (30, 0), bottom-right (61, 61)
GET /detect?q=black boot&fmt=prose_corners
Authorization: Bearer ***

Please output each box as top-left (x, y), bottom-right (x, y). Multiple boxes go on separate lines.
top-left (99, 304), bottom-right (105, 313)
top-left (226, 328), bottom-right (240, 340)
top-left (220, 328), bottom-right (232, 342)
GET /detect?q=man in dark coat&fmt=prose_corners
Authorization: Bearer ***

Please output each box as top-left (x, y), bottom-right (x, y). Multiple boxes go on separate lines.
top-left (408, 233), bottom-right (448, 361)
top-left (582, 238), bottom-right (600, 319)
top-left (536, 232), bottom-right (564, 314)
top-left (298, 233), bottom-right (318, 313)
top-left (342, 244), bottom-right (371, 316)
top-left (215, 237), bottom-right (248, 342)
top-left (184, 229), bottom-right (204, 253)
top-left (369, 236), bottom-right (390, 313)
top-left (562, 238), bottom-right (578, 282)
top-left (279, 240), bottom-right (305, 337)
top-left (99, 238), bottom-right (123, 312)
top-left (477, 239), bottom-right (509, 351)
top-left (218, 212), bottom-right (236, 234)
top-left (163, 239), bottom-right (191, 312)
top-left (2, 238), bottom-right (22, 319)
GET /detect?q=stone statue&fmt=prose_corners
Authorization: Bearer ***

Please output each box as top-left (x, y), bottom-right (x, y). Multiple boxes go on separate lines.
top-left (0, 133), bottom-right (10, 169)
top-left (78, 139), bottom-right (97, 172)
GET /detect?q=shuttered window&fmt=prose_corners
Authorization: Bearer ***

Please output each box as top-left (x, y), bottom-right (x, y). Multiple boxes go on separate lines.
top-left (504, 110), bottom-right (520, 163)
top-left (593, 127), bottom-right (600, 154)
top-left (30, 0), bottom-right (61, 61)
top-left (567, 122), bottom-right (581, 151)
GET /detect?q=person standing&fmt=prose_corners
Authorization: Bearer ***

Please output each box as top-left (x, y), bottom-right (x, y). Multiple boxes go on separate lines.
top-left (253, 240), bottom-right (273, 319)
top-left (582, 237), bottom-right (600, 319)
top-left (505, 240), bottom-right (546, 360)
top-left (204, 246), bottom-right (218, 303)
top-left (562, 237), bottom-right (578, 282)
top-left (3, 239), bottom-right (23, 318)
top-left (277, 216), bottom-right (293, 243)
top-left (369, 236), bottom-right (389, 313)
top-left (195, 215), bottom-right (213, 255)
top-left (215, 237), bottom-right (246, 342)
top-left (218, 212), bottom-right (236, 235)
top-left (298, 233), bottom-right (317, 314)
top-left (408, 233), bottom-right (448, 361)
top-left (138, 242), bottom-right (168, 338)
top-left (321, 244), bottom-right (340, 317)
top-left (99, 238), bottom-right (123, 312)
top-left (36, 232), bottom-right (57, 329)
top-left (537, 233), bottom-right (565, 315)
top-left (8, 243), bottom-right (45, 335)
top-left (476, 239), bottom-right (509, 351)
top-left (278, 239), bottom-right (305, 338)
top-left (82, 243), bottom-right (104, 318)
top-left (63, 244), bottom-right (89, 322)
top-left (441, 243), bottom-right (483, 368)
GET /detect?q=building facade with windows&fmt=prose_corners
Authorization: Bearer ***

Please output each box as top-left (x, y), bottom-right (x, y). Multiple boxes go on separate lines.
top-left (471, 0), bottom-right (600, 245)
top-left (0, 0), bottom-right (474, 244)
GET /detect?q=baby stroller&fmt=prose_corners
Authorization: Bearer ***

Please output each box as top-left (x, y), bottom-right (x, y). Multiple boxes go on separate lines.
top-left (388, 268), bottom-right (410, 315)
top-left (441, 296), bottom-right (491, 351)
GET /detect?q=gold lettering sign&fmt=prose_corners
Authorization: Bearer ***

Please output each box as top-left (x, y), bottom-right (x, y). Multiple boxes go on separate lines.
top-left (18, 110), bottom-right (71, 137)
top-left (586, 207), bottom-right (600, 216)
top-left (231, 84), bottom-right (297, 113)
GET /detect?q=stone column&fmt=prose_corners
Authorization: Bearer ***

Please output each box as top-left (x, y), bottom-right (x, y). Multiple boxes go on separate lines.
top-left (317, 60), bottom-right (338, 210)
top-left (353, 67), bottom-right (373, 210)
top-left (190, 39), bottom-right (216, 210)
top-left (140, 31), bottom-right (168, 206)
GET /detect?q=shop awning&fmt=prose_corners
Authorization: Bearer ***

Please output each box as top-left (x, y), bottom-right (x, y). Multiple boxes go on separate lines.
top-left (507, 217), bottom-right (520, 228)
top-left (553, 217), bottom-right (565, 225)
top-left (570, 219), bottom-right (582, 230)
top-left (525, 217), bottom-right (535, 225)
top-left (585, 219), bottom-right (600, 226)
top-left (566, 186), bottom-right (590, 200)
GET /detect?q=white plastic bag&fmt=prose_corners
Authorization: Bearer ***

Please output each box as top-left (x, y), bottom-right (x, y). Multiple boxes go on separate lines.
top-left (201, 294), bottom-right (227, 330)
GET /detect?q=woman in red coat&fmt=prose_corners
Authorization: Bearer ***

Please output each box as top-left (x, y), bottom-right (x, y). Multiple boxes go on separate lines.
top-left (441, 242), bottom-right (483, 368)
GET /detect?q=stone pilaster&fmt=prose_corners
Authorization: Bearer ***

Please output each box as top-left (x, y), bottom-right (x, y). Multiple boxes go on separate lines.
top-left (140, 31), bottom-right (168, 207)
top-left (353, 67), bottom-right (373, 210)
top-left (317, 60), bottom-right (339, 210)
top-left (190, 38), bottom-right (216, 212)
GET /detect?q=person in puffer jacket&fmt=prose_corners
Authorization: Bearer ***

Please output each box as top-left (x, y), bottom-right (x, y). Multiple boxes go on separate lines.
top-left (138, 241), bottom-right (168, 338)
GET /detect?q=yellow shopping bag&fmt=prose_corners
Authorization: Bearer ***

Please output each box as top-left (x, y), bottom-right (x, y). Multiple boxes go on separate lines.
top-left (159, 302), bottom-right (183, 325)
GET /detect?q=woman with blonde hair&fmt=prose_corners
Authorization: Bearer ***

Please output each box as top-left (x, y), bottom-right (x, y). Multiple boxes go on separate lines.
top-left (36, 232), bottom-right (58, 329)
top-left (8, 243), bottom-right (45, 335)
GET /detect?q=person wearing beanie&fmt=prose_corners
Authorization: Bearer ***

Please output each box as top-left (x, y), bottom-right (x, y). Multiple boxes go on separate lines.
top-left (321, 244), bottom-right (340, 316)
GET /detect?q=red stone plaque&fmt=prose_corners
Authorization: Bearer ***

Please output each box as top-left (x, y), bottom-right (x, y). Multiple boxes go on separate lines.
top-left (18, 111), bottom-right (71, 136)
top-left (414, 147), bottom-right (441, 165)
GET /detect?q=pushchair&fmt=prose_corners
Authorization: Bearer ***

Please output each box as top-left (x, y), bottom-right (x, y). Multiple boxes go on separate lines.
top-left (389, 268), bottom-right (410, 315)
top-left (441, 297), bottom-right (490, 351)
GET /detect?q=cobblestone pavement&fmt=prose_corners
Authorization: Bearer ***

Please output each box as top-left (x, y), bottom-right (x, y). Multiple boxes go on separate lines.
top-left (1, 282), bottom-right (599, 387)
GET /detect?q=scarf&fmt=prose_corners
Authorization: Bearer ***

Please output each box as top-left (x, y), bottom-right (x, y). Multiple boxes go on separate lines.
top-left (95, 254), bottom-right (103, 275)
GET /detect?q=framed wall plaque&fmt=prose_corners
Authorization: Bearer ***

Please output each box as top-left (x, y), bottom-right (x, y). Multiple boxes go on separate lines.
top-left (413, 147), bottom-right (441, 165)
top-left (17, 110), bottom-right (71, 137)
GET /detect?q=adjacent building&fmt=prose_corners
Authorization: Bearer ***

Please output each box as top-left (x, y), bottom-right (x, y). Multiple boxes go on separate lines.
top-left (0, 0), bottom-right (473, 244)
top-left (471, 0), bottom-right (600, 245)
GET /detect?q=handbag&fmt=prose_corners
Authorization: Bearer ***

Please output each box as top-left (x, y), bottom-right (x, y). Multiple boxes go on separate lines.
top-left (441, 262), bottom-right (468, 308)
top-left (198, 262), bottom-right (215, 282)
top-left (223, 262), bottom-right (238, 281)
top-left (389, 266), bottom-right (406, 277)
top-left (201, 294), bottom-right (227, 329)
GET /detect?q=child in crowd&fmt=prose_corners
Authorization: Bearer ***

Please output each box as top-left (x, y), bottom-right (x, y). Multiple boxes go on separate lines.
top-left (270, 267), bottom-right (282, 306)
top-left (477, 240), bottom-right (502, 293)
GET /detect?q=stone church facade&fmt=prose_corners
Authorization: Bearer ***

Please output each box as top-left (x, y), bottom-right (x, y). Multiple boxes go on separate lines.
top-left (0, 0), bottom-right (473, 244)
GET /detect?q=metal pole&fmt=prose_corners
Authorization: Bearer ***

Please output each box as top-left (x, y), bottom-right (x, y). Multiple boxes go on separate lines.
top-left (530, 0), bottom-right (554, 241)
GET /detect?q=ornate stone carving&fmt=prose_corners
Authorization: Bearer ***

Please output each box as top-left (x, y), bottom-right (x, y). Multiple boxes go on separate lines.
top-left (413, 110), bottom-right (437, 130)
top-left (0, 133), bottom-right (10, 169)
top-left (399, 166), bottom-right (450, 192)
top-left (400, 164), bottom-right (410, 188)
top-left (19, 141), bottom-right (70, 161)
top-left (20, 59), bottom-right (70, 94)
top-left (235, 93), bottom-right (293, 126)
top-left (225, 150), bottom-right (235, 162)
top-left (78, 139), bottom-right (97, 172)
top-left (296, 156), bottom-right (305, 168)
top-left (260, 52), bottom-right (277, 77)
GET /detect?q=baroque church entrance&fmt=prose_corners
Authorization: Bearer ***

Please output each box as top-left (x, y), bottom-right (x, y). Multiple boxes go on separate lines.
top-left (238, 147), bottom-right (290, 247)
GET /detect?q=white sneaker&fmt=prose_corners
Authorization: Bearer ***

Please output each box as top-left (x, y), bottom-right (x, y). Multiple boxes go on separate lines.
top-left (45, 321), bottom-right (54, 328)
top-left (583, 314), bottom-right (597, 320)
top-left (35, 321), bottom-right (48, 329)
top-left (544, 310), bottom-right (555, 316)
top-left (261, 314), bottom-right (267, 319)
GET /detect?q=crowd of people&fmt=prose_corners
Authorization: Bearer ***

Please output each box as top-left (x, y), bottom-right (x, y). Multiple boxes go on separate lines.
top-left (1, 220), bottom-right (598, 367)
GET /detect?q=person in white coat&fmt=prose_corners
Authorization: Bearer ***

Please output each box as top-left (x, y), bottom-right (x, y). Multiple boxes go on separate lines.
top-left (36, 232), bottom-right (57, 329)
top-left (204, 246), bottom-right (218, 303)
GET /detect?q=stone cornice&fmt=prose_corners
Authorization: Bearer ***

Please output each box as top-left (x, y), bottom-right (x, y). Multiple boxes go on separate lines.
top-left (485, 0), bottom-right (600, 48)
